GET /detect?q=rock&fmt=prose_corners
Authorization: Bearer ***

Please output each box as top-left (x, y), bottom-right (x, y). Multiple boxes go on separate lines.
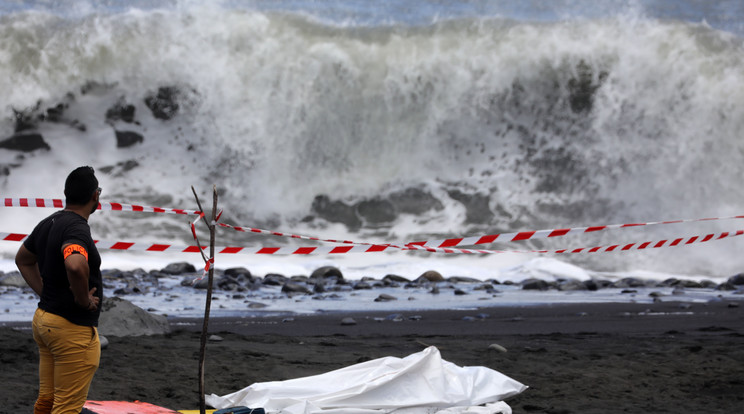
top-left (612, 277), bottom-right (648, 288)
top-left (582, 279), bottom-right (599, 291)
top-left (417, 270), bottom-right (444, 282)
top-left (0, 132), bottom-right (50, 152)
top-left (448, 276), bottom-right (481, 283)
top-left (454, 289), bottom-right (467, 295)
top-left (353, 282), bottom-right (373, 290)
top-left (558, 280), bottom-right (588, 291)
top-left (115, 130), bottom-right (143, 148)
top-left (727, 273), bottom-right (744, 285)
top-left (145, 86), bottom-right (181, 120)
top-left (208, 335), bottom-right (223, 342)
top-left (182, 276), bottom-right (206, 289)
top-left (13, 106), bottom-right (39, 132)
top-left (716, 282), bottom-right (737, 291)
top-left (216, 275), bottom-right (243, 291)
top-left (263, 273), bottom-right (288, 286)
top-left (340, 317), bottom-right (357, 326)
top-left (488, 343), bottom-right (508, 353)
top-left (282, 282), bottom-right (312, 295)
top-left (385, 313), bottom-right (405, 322)
top-left (310, 266), bottom-right (344, 280)
top-left (161, 262), bottom-right (197, 275)
top-left (99, 335), bottom-right (109, 350)
top-left (105, 98), bottom-right (136, 123)
top-left (98, 297), bottom-right (170, 337)
top-left (657, 278), bottom-right (679, 287)
top-left (374, 294), bottom-right (397, 302)
top-left (382, 274), bottom-right (410, 284)
top-left (0, 272), bottom-right (26, 288)
top-left (225, 267), bottom-right (252, 279)
top-left (521, 278), bottom-right (550, 291)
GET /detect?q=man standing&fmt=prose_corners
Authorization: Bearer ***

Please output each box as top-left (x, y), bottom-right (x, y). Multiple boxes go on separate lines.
top-left (15, 166), bottom-right (103, 414)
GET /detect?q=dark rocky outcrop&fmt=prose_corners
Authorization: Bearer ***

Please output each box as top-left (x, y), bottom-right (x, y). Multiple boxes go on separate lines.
top-left (389, 187), bottom-right (444, 215)
top-left (446, 190), bottom-right (494, 224)
top-left (106, 98), bottom-right (136, 124)
top-left (355, 198), bottom-right (396, 225)
top-left (115, 130), bottom-right (144, 148)
top-left (145, 86), bottom-right (181, 120)
top-left (0, 132), bottom-right (50, 152)
top-left (311, 195), bottom-right (361, 231)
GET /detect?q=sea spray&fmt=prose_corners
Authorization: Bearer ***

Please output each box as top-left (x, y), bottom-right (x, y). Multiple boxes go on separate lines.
top-left (1, 5), bottom-right (743, 276)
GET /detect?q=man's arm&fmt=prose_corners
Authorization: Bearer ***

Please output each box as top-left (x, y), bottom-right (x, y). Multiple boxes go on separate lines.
top-left (63, 243), bottom-right (99, 311)
top-left (15, 244), bottom-right (43, 296)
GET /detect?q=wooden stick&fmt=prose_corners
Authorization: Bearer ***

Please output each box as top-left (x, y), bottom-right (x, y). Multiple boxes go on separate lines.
top-left (193, 186), bottom-right (218, 414)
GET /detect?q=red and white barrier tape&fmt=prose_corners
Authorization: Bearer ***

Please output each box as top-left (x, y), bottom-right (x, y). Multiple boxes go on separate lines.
top-left (4, 196), bottom-right (744, 254)
top-left (3, 230), bottom-right (742, 255)
top-left (216, 222), bottom-right (400, 248)
top-left (6, 196), bottom-right (744, 248)
top-left (405, 216), bottom-right (744, 248)
top-left (402, 230), bottom-right (744, 254)
top-left (217, 215), bottom-right (744, 248)
top-left (2, 198), bottom-right (200, 215)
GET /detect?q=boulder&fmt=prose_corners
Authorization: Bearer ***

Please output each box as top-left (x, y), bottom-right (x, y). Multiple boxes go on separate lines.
top-left (521, 278), bottom-right (550, 291)
top-left (310, 266), bottom-right (344, 280)
top-left (447, 276), bottom-right (481, 283)
top-left (160, 262), bottom-right (197, 275)
top-left (281, 282), bottom-right (312, 295)
top-left (417, 270), bottom-right (444, 283)
top-left (98, 297), bottom-right (170, 337)
top-left (0, 272), bottom-right (26, 288)
top-left (728, 273), bottom-right (744, 285)
top-left (382, 274), bottom-right (410, 284)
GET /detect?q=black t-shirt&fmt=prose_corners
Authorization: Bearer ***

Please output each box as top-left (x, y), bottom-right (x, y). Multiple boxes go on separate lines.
top-left (24, 210), bottom-right (102, 327)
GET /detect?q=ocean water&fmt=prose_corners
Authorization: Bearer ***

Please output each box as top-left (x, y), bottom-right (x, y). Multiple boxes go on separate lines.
top-left (1, 0), bottom-right (744, 290)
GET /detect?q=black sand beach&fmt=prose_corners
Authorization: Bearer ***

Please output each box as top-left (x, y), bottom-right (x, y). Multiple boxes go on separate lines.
top-left (2, 300), bottom-right (744, 413)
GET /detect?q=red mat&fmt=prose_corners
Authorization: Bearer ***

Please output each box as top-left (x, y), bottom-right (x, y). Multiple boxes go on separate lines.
top-left (84, 400), bottom-right (181, 414)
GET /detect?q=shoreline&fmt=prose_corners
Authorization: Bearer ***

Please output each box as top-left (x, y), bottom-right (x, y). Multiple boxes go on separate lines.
top-left (3, 300), bottom-right (744, 413)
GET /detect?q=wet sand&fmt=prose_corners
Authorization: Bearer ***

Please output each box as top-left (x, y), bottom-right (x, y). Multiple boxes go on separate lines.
top-left (2, 300), bottom-right (744, 413)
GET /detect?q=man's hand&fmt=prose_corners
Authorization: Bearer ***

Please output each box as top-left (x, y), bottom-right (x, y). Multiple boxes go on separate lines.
top-left (85, 287), bottom-right (100, 311)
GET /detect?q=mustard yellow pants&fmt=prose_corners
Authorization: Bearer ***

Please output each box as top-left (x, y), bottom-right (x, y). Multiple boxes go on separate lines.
top-left (32, 308), bottom-right (100, 414)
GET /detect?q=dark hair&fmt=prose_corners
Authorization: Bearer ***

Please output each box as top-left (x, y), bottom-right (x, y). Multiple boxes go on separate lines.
top-left (64, 166), bottom-right (99, 205)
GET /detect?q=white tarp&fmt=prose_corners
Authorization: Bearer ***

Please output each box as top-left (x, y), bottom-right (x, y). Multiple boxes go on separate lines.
top-left (206, 346), bottom-right (527, 414)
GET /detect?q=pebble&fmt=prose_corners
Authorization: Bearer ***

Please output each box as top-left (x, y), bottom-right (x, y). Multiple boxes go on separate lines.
top-left (374, 294), bottom-right (397, 302)
top-left (208, 334), bottom-right (223, 342)
top-left (99, 335), bottom-right (109, 350)
top-left (340, 317), bottom-right (357, 326)
top-left (488, 343), bottom-right (507, 353)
